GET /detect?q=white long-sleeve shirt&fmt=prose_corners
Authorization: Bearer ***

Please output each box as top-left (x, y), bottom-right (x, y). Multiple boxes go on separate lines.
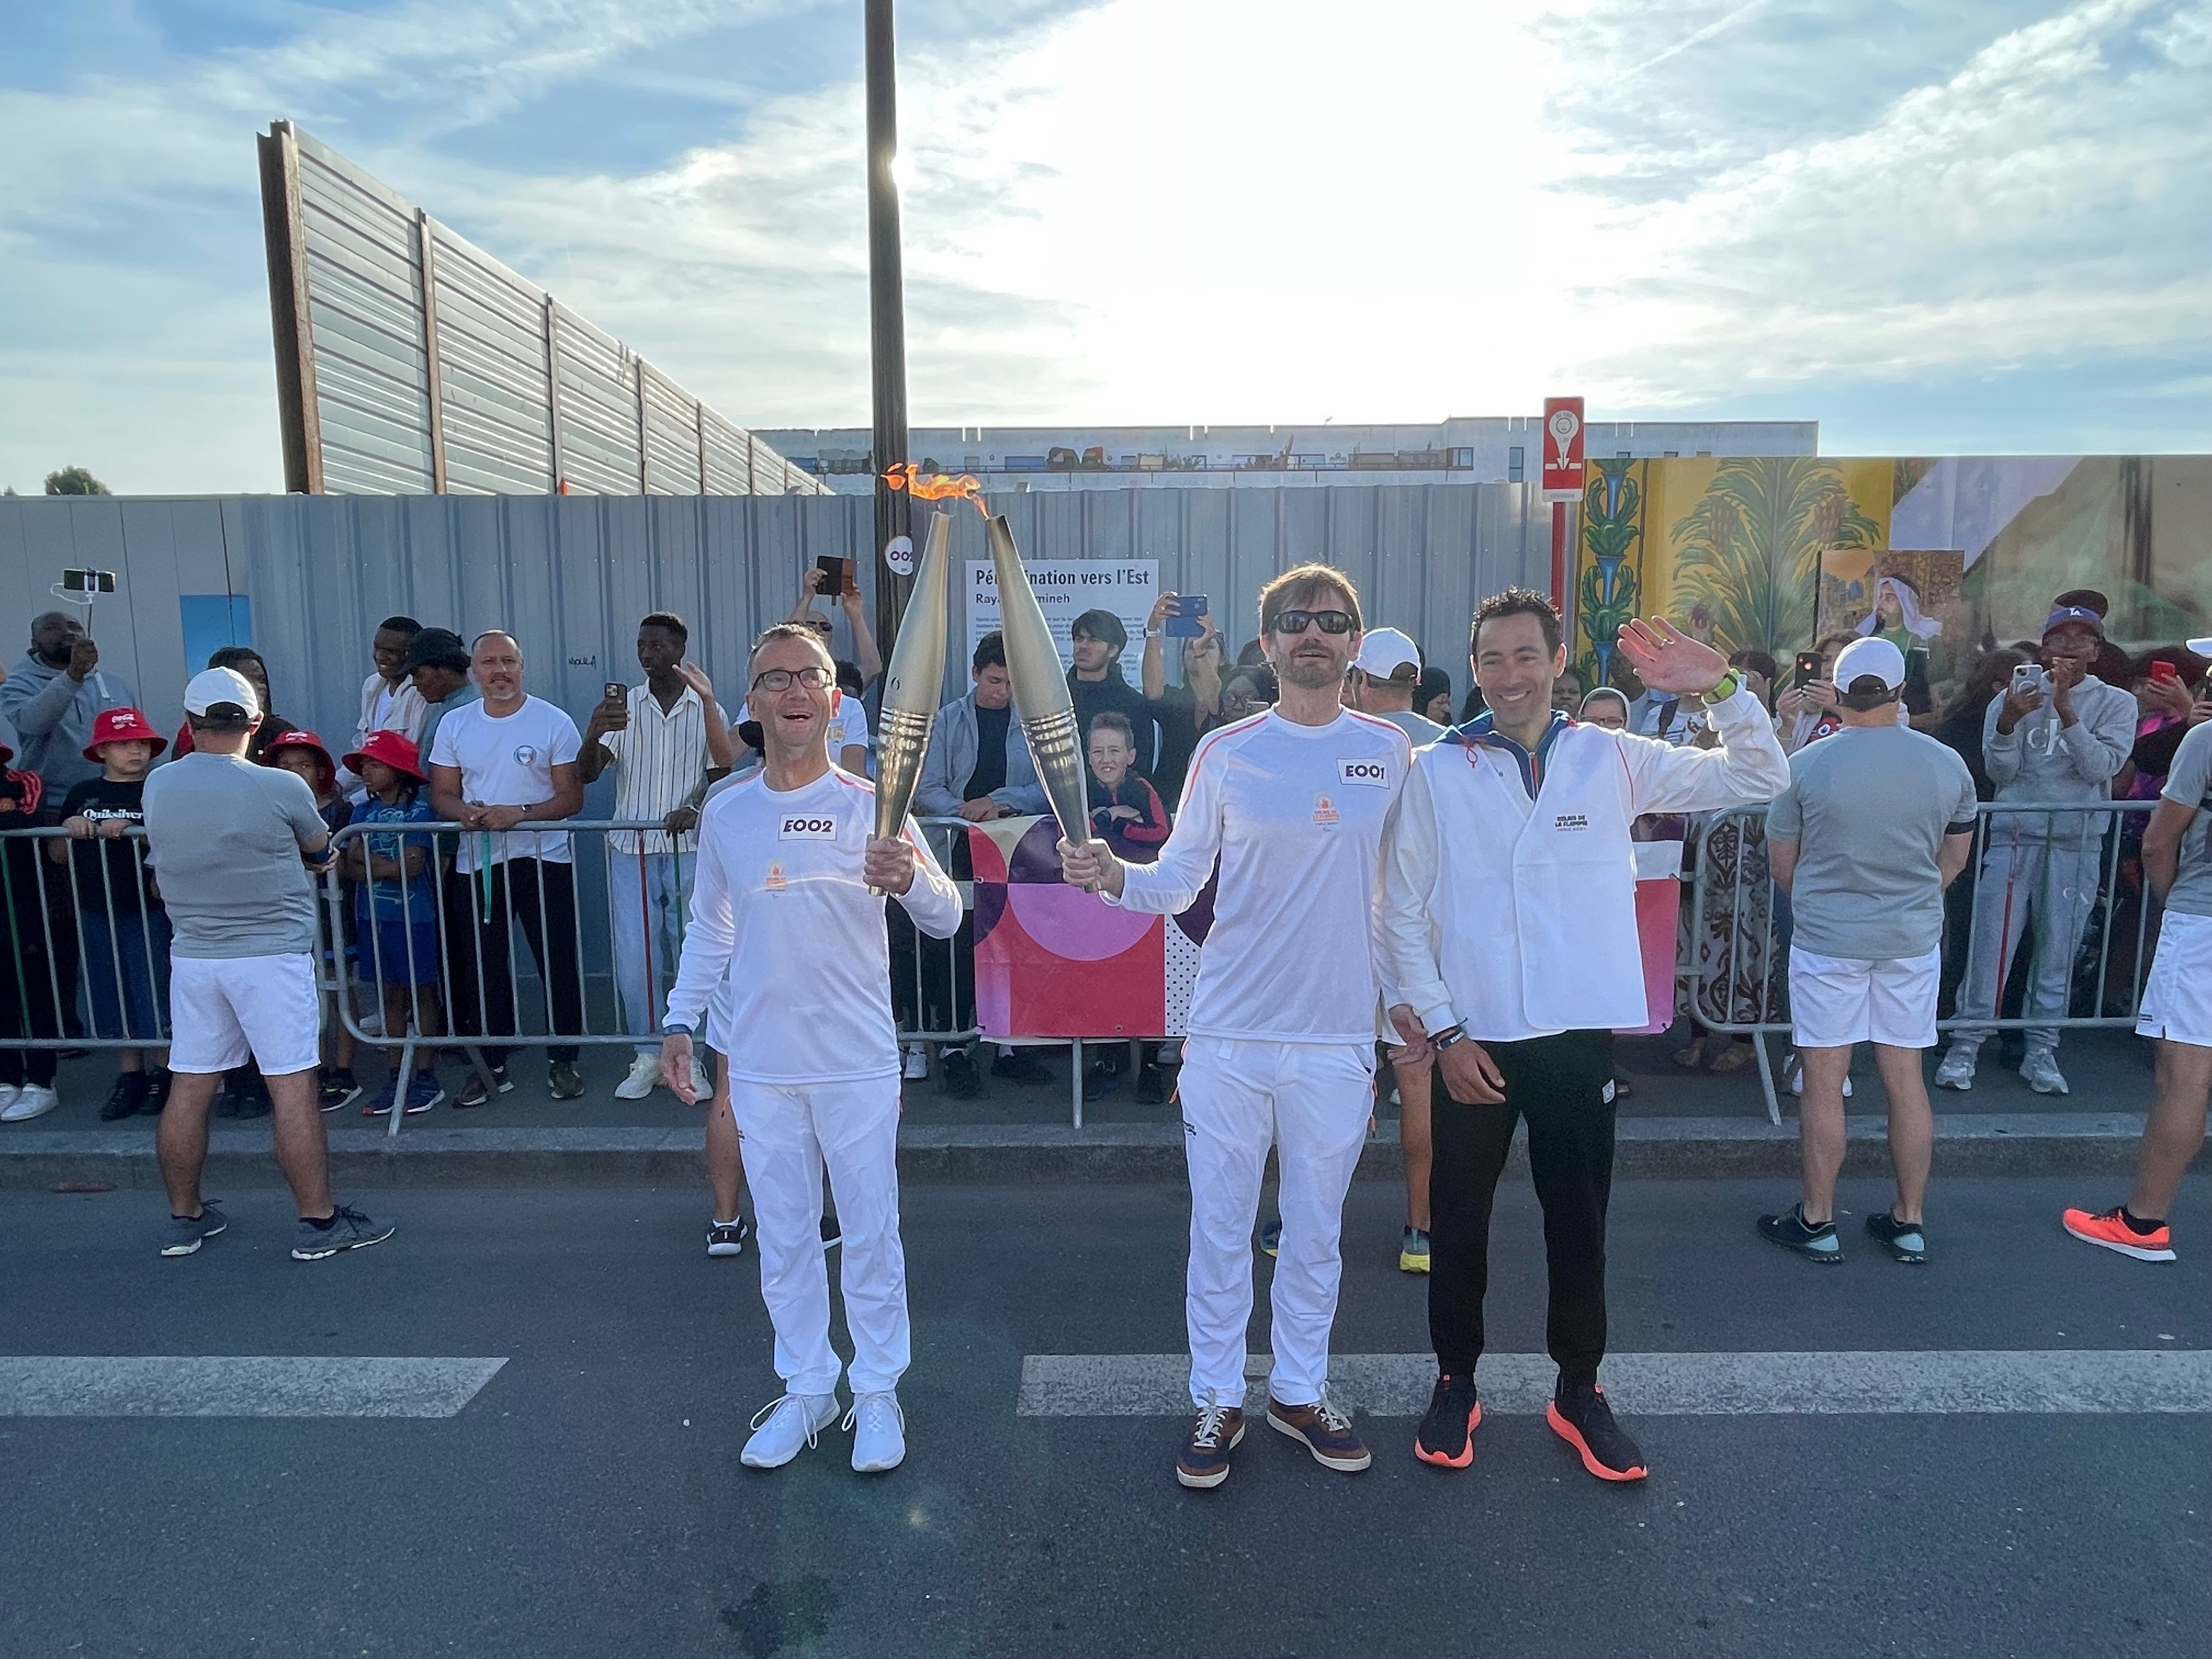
top-left (662, 766), bottom-right (961, 1084)
top-left (1109, 708), bottom-right (1411, 1045)
top-left (1381, 687), bottom-right (1790, 1042)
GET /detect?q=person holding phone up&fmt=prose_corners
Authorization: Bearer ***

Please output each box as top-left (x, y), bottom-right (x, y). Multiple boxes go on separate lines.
top-left (786, 563), bottom-right (881, 774)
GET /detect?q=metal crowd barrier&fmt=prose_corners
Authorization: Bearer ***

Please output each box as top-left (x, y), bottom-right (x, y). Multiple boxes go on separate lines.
top-left (1683, 797), bottom-right (2160, 1125)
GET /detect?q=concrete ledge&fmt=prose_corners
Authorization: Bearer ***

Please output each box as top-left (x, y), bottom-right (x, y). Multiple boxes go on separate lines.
top-left (2, 1112), bottom-right (2192, 1189)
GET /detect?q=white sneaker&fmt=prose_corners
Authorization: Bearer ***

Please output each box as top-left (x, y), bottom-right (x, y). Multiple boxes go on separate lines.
top-left (1933, 1044), bottom-right (1977, 1091)
top-left (1, 1084), bottom-right (59, 1122)
top-left (689, 1059), bottom-right (714, 1102)
top-left (2021, 1049), bottom-right (2070, 1095)
top-left (614, 1052), bottom-right (661, 1101)
top-left (741, 1392), bottom-right (841, 1469)
top-left (0, 1083), bottom-right (20, 1115)
top-left (901, 1042), bottom-right (928, 1081)
top-left (1785, 1057), bottom-right (1850, 1098)
top-left (846, 1390), bottom-right (906, 1473)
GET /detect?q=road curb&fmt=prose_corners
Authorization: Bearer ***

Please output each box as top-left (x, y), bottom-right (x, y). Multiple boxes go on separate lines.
top-left (1, 1112), bottom-right (2188, 1189)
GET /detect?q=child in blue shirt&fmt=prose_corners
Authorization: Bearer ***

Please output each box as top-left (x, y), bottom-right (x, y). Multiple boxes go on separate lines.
top-left (337, 731), bottom-right (447, 1116)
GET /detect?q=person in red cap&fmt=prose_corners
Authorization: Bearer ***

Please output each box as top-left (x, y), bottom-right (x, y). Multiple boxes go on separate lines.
top-left (338, 730), bottom-right (445, 1118)
top-left (49, 708), bottom-right (172, 1122)
top-left (262, 730), bottom-right (359, 1109)
top-left (0, 738), bottom-right (64, 1124)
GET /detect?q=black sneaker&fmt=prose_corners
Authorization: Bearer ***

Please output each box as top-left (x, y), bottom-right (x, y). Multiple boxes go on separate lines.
top-left (1414, 1373), bottom-right (1481, 1469)
top-left (1259, 1217), bottom-right (1282, 1259)
top-left (820, 1215), bottom-right (842, 1250)
top-left (1133, 1062), bottom-right (1167, 1105)
top-left (454, 1065), bottom-right (512, 1109)
top-left (707, 1216), bottom-right (752, 1257)
top-left (546, 1061), bottom-right (586, 1100)
top-left (318, 1066), bottom-right (362, 1113)
top-left (99, 1072), bottom-right (150, 1122)
top-left (1757, 1203), bottom-right (1843, 1264)
top-left (940, 1047), bottom-right (982, 1099)
top-left (1865, 1209), bottom-right (1929, 1264)
top-left (142, 1069), bottom-right (172, 1115)
top-left (1082, 1060), bottom-right (1124, 1102)
top-left (991, 1050), bottom-right (1053, 1087)
top-left (226, 1072), bottom-right (272, 1120)
top-left (1546, 1383), bottom-right (1647, 1482)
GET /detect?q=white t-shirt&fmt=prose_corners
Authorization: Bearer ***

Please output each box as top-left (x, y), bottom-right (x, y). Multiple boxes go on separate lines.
top-left (1112, 707), bottom-right (1410, 1045)
top-left (662, 766), bottom-right (962, 1083)
top-left (830, 693), bottom-right (872, 758)
top-left (427, 695), bottom-right (583, 871)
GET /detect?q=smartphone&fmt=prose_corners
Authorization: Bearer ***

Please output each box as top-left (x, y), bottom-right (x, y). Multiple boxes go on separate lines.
top-left (2151, 659), bottom-right (2180, 685)
top-left (603, 681), bottom-right (626, 704)
top-left (1792, 651), bottom-right (1822, 690)
top-left (816, 555), bottom-right (856, 596)
top-left (2013, 663), bottom-right (2047, 695)
top-left (60, 568), bottom-right (117, 595)
top-left (1165, 594), bottom-right (1210, 639)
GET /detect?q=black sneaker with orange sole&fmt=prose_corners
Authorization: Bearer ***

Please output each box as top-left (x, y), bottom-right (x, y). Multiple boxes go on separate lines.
top-left (1414, 1373), bottom-right (1481, 1469)
top-left (1546, 1382), bottom-right (1647, 1482)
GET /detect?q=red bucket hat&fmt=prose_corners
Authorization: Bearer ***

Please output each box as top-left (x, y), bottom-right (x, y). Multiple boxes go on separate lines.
top-left (341, 729), bottom-right (428, 783)
top-left (82, 707), bottom-right (170, 763)
top-left (261, 729), bottom-right (336, 775)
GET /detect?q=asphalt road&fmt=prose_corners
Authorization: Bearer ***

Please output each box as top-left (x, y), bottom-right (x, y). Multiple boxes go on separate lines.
top-left (3, 1173), bottom-right (2208, 1658)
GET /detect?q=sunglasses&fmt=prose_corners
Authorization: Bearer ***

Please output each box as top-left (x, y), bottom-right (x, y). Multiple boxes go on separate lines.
top-left (1270, 609), bottom-right (1356, 637)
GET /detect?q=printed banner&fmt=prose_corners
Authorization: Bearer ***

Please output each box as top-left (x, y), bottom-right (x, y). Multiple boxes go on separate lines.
top-left (969, 816), bottom-right (1211, 1040)
top-left (965, 559), bottom-right (1157, 684)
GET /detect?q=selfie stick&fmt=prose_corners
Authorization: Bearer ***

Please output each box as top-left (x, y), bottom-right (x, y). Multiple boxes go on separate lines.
top-left (47, 579), bottom-right (112, 701)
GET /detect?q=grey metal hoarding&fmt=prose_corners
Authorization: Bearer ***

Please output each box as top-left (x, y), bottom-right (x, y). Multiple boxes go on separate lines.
top-left (0, 484), bottom-right (1548, 746)
top-left (257, 122), bottom-right (822, 501)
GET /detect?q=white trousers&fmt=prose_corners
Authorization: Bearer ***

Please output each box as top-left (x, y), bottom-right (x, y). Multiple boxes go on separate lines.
top-left (728, 1073), bottom-right (909, 1397)
top-left (1180, 1036), bottom-right (1373, 1411)
top-left (1951, 838), bottom-right (2101, 1053)
top-left (609, 849), bottom-right (691, 1055)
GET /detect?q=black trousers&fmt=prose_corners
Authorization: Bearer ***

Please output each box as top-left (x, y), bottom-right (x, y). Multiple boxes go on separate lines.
top-left (1429, 1029), bottom-right (1617, 1389)
top-left (444, 857), bottom-right (583, 1066)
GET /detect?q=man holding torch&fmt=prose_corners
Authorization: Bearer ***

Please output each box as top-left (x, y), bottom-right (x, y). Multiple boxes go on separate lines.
top-left (1059, 563), bottom-right (1410, 1490)
top-left (658, 622), bottom-right (961, 1475)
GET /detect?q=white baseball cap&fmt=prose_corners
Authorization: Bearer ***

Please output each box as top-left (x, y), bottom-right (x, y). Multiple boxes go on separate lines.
top-left (2188, 637), bottom-right (2212, 658)
top-left (183, 665), bottom-right (260, 717)
top-left (1353, 627), bottom-right (1421, 683)
top-left (1831, 635), bottom-right (1906, 692)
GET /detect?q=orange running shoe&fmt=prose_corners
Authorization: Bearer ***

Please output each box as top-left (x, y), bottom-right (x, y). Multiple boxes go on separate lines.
top-left (1414, 1374), bottom-right (1481, 1468)
top-left (2062, 1205), bottom-right (2175, 1262)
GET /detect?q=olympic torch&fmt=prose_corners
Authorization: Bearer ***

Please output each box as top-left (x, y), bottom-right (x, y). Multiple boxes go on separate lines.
top-left (984, 514), bottom-right (1094, 867)
top-left (870, 510), bottom-right (953, 892)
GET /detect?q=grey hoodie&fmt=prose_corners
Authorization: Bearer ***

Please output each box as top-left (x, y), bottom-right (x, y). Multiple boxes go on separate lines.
top-left (1979, 675), bottom-right (2137, 845)
top-left (0, 651), bottom-right (138, 798)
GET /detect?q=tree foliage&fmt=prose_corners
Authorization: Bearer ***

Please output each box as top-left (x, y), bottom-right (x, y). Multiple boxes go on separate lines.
top-left (43, 466), bottom-right (110, 496)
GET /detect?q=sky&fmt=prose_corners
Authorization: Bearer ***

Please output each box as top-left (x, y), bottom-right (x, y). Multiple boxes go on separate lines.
top-left (2, 0), bottom-right (2209, 493)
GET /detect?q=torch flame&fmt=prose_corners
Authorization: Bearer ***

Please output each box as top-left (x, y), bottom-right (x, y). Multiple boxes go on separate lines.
top-left (883, 462), bottom-right (987, 514)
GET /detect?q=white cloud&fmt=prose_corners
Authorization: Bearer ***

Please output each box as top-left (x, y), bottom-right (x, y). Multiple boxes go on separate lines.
top-left (3, 0), bottom-right (2210, 491)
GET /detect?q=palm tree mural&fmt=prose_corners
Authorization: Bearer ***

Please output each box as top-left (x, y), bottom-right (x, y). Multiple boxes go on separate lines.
top-left (1577, 458), bottom-right (1642, 687)
top-left (1669, 459), bottom-right (1881, 656)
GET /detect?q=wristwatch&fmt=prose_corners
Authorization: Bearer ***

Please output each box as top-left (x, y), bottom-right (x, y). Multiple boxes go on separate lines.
top-left (1143, 626), bottom-right (1165, 639)
top-left (1699, 668), bottom-right (1743, 707)
top-left (661, 1022), bottom-right (695, 1039)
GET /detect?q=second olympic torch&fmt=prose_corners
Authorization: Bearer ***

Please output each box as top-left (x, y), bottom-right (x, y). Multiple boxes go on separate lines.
top-left (984, 514), bottom-right (1094, 866)
top-left (870, 511), bottom-right (953, 889)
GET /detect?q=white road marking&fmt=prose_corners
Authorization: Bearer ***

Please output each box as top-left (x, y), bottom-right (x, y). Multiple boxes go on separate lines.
top-left (1017, 1351), bottom-right (2212, 1417)
top-left (0, 1357), bottom-right (508, 1418)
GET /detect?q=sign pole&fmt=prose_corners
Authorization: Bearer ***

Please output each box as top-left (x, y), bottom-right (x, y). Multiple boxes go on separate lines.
top-left (866, 0), bottom-right (912, 652)
top-left (1540, 395), bottom-right (1587, 622)
top-left (1549, 500), bottom-right (1568, 613)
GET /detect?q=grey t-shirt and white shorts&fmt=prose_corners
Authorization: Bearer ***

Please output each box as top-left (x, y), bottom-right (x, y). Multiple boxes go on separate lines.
top-left (143, 752), bottom-right (332, 1076)
top-left (2138, 721), bottom-right (2212, 1049)
top-left (1765, 724), bottom-right (1978, 1050)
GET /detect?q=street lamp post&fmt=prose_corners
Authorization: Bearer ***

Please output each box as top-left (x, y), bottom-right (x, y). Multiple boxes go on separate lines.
top-left (865, 0), bottom-right (912, 654)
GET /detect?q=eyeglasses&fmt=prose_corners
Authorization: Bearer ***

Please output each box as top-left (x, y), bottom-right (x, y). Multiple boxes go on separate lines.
top-left (1271, 609), bottom-right (1355, 636)
top-left (751, 665), bottom-right (834, 693)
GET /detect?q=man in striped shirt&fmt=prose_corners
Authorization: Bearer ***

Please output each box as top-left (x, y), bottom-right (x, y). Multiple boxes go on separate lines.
top-left (580, 613), bottom-right (735, 1111)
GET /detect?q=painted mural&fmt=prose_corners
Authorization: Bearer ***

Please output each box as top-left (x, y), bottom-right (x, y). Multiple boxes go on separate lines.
top-left (1571, 455), bottom-right (2212, 702)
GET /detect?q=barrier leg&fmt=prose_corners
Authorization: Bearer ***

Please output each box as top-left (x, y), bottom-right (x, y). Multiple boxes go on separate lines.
top-left (386, 1030), bottom-right (414, 1142)
top-left (1751, 1029), bottom-right (1781, 1127)
top-left (1071, 1040), bottom-right (1083, 1129)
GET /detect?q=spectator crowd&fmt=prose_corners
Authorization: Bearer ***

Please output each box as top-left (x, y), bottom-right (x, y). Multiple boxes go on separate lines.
top-left (0, 566), bottom-right (2207, 1287)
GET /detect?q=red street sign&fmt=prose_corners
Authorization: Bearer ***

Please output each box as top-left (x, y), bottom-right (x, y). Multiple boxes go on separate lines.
top-left (1541, 396), bottom-right (1585, 501)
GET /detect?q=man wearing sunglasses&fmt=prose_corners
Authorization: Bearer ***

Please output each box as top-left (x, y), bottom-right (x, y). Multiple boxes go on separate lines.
top-left (658, 623), bottom-right (961, 1477)
top-left (1380, 589), bottom-right (1788, 1482)
top-left (1061, 564), bottom-right (1410, 1490)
